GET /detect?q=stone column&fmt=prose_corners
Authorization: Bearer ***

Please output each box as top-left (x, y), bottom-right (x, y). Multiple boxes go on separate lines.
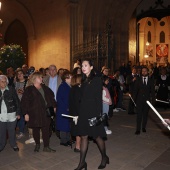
top-left (27, 36), bottom-right (36, 67)
top-left (67, 1), bottom-right (78, 70)
top-left (136, 23), bottom-right (140, 63)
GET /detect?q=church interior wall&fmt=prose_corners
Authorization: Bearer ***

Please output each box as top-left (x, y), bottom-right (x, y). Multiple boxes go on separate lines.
top-left (139, 16), bottom-right (170, 66)
top-left (4, 0), bottom-right (168, 70)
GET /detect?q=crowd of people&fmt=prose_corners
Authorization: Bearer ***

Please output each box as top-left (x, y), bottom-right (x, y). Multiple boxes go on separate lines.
top-left (0, 59), bottom-right (170, 169)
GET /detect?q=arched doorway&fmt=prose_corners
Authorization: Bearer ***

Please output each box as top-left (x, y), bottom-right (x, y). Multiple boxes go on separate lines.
top-left (4, 19), bottom-right (28, 64)
top-left (134, 0), bottom-right (170, 66)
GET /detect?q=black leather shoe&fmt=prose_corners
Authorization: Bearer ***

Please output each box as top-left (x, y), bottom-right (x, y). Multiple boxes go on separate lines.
top-left (128, 112), bottom-right (135, 115)
top-left (135, 131), bottom-right (140, 135)
top-left (60, 142), bottom-right (71, 147)
top-left (74, 162), bottom-right (87, 170)
top-left (43, 146), bottom-right (56, 153)
top-left (98, 156), bottom-right (109, 169)
top-left (13, 147), bottom-right (19, 151)
top-left (142, 128), bottom-right (146, 132)
top-left (34, 144), bottom-right (40, 152)
top-left (74, 148), bottom-right (80, 153)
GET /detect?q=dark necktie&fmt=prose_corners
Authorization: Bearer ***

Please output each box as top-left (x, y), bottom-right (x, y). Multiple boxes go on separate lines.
top-left (143, 77), bottom-right (146, 85)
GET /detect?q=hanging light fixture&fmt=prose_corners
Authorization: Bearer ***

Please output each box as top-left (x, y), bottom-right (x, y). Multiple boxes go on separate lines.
top-left (144, 54), bottom-right (149, 58)
top-left (146, 41), bottom-right (149, 46)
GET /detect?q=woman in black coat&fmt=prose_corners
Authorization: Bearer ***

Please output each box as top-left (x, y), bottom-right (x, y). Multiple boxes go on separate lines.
top-left (69, 74), bottom-right (82, 152)
top-left (74, 59), bottom-right (109, 170)
top-left (21, 72), bottom-right (56, 152)
top-left (155, 67), bottom-right (170, 107)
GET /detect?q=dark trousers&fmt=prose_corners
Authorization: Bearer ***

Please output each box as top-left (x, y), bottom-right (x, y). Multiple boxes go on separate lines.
top-left (17, 115), bottom-right (25, 133)
top-left (32, 125), bottom-right (50, 147)
top-left (136, 100), bottom-right (150, 131)
top-left (108, 104), bottom-right (114, 117)
top-left (128, 99), bottom-right (135, 114)
top-left (0, 120), bottom-right (17, 150)
top-left (117, 90), bottom-right (123, 108)
top-left (60, 131), bottom-right (70, 143)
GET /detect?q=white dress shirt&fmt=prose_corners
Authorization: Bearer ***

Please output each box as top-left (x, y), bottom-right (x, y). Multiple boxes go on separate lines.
top-left (142, 76), bottom-right (148, 85)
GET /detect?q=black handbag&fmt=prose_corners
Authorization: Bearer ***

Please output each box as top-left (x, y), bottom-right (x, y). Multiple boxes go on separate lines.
top-left (46, 106), bottom-right (55, 117)
top-left (88, 113), bottom-right (108, 126)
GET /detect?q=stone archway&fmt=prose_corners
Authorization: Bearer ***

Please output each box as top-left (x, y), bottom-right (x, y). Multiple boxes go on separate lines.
top-left (0, 0), bottom-right (36, 65)
top-left (4, 19), bottom-right (28, 64)
top-left (135, 0), bottom-right (170, 65)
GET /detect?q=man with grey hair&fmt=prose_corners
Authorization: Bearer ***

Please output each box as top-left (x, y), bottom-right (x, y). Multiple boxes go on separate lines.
top-left (0, 75), bottom-right (21, 152)
top-left (43, 65), bottom-right (62, 100)
top-left (43, 65), bottom-right (62, 137)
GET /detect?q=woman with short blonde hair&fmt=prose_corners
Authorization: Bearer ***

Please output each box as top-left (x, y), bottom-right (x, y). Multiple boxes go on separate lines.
top-left (21, 71), bottom-right (56, 152)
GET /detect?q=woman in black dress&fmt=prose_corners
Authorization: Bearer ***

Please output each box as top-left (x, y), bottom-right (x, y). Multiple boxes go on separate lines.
top-left (74, 59), bottom-right (109, 170)
top-left (155, 67), bottom-right (170, 107)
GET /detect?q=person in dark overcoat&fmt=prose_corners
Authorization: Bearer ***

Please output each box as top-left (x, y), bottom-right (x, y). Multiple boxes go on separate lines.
top-left (74, 59), bottom-right (109, 170)
top-left (155, 67), bottom-right (170, 108)
top-left (56, 70), bottom-right (72, 146)
top-left (126, 67), bottom-right (138, 114)
top-left (133, 67), bottom-right (155, 135)
top-left (69, 74), bottom-right (82, 152)
top-left (21, 71), bottom-right (56, 152)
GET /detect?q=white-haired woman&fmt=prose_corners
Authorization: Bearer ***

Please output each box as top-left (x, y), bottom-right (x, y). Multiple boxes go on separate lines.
top-left (0, 75), bottom-right (21, 152)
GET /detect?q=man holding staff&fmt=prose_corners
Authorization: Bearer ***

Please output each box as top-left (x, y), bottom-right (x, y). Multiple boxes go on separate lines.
top-left (126, 67), bottom-right (138, 115)
top-left (133, 67), bottom-right (155, 135)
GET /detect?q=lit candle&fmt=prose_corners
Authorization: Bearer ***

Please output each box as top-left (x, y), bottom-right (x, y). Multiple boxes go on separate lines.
top-left (146, 101), bottom-right (170, 130)
top-left (0, 2), bottom-right (1, 11)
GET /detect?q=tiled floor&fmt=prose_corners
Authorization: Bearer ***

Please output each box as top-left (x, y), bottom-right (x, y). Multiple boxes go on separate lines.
top-left (0, 95), bottom-right (170, 170)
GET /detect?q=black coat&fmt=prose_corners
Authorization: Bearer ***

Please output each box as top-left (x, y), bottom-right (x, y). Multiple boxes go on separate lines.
top-left (69, 85), bottom-right (81, 136)
top-left (76, 77), bottom-right (106, 138)
top-left (155, 75), bottom-right (170, 101)
top-left (126, 74), bottom-right (138, 94)
top-left (133, 76), bottom-right (155, 105)
top-left (0, 86), bottom-right (21, 115)
top-left (21, 84), bottom-right (56, 128)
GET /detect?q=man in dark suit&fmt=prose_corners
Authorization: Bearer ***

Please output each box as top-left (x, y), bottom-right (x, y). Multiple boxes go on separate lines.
top-left (133, 67), bottom-right (155, 135)
top-left (126, 67), bottom-right (138, 114)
